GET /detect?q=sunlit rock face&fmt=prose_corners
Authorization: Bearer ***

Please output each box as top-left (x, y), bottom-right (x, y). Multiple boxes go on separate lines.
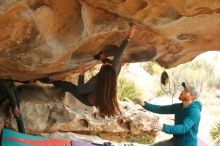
top-left (0, 84), bottom-right (157, 136)
top-left (0, 0), bottom-right (220, 80)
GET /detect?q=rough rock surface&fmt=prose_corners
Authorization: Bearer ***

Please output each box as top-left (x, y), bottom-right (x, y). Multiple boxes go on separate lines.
top-left (0, 83), bottom-right (157, 136)
top-left (1, 0), bottom-right (220, 80)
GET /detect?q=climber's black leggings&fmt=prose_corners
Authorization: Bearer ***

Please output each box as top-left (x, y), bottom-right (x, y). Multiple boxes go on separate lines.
top-left (53, 80), bottom-right (92, 106)
top-left (0, 91), bottom-right (25, 133)
top-left (39, 78), bottom-right (92, 106)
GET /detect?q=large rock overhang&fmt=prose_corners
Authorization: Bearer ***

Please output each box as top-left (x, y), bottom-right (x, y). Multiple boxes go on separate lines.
top-left (0, 0), bottom-right (220, 80)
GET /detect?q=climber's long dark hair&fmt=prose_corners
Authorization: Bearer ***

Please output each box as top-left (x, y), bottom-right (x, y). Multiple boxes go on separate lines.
top-left (94, 64), bottom-right (120, 117)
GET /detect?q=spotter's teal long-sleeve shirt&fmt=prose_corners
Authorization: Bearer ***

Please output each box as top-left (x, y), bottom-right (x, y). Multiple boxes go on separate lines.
top-left (143, 101), bottom-right (202, 146)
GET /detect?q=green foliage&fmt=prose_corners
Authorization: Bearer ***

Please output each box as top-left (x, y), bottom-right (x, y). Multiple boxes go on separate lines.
top-left (98, 133), bottom-right (154, 144)
top-left (117, 76), bottom-right (141, 101)
top-left (211, 120), bottom-right (220, 140)
top-left (143, 62), bottom-right (162, 75)
top-left (156, 90), bottom-right (165, 97)
top-left (143, 62), bottom-right (154, 75)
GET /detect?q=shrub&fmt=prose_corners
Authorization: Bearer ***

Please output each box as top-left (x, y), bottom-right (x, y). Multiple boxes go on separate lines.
top-left (143, 62), bottom-right (162, 75)
top-left (211, 120), bottom-right (220, 140)
top-left (143, 62), bottom-right (154, 75)
top-left (117, 77), bottom-right (141, 101)
top-left (156, 90), bottom-right (166, 97)
top-left (98, 132), bottom-right (154, 144)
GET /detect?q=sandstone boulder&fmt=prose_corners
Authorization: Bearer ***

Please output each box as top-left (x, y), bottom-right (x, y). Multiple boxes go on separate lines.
top-left (1, 0), bottom-right (220, 80)
top-left (0, 83), bottom-right (157, 137)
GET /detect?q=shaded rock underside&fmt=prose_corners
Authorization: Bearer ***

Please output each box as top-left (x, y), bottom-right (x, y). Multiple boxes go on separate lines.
top-left (0, 0), bottom-right (220, 80)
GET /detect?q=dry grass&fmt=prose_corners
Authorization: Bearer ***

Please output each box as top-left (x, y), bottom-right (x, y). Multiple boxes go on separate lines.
top-left (98, 132), bottom-right (154, 144)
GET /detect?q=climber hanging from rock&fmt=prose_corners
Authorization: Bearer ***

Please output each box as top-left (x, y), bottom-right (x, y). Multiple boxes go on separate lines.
top-left (0, 79), bottom-right (25, 133)
top-left (39, 23), bottom-right (136, 117)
